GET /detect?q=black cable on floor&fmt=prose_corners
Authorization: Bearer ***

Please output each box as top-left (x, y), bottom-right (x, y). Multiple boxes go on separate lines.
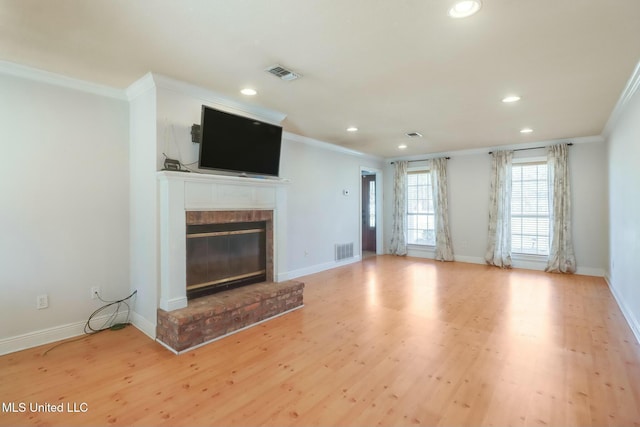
top-left (42, 289), bottom-right (137, 356)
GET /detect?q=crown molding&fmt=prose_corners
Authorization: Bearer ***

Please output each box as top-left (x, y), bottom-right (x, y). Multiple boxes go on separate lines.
top-left (126, 72), bottom-right (287, 125)
top-left (602, 60), bottom-right (640, 138)
top-left (283, 131), bottom-right (383, 162)
top-left (385, 135), bottom-right (604, 163)
top-left (125, 72), bottom-right (156, 101)
top-left (0, 60), bottom-right (127, 100)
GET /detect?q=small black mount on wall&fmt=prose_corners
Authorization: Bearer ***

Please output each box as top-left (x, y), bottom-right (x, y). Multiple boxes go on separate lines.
top-left (191, 124), bottom-right (201, 143)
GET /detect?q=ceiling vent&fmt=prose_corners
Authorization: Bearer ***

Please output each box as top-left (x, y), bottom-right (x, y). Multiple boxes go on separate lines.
top-left (265, 64), bottom-right (301, 81)
top-left (406, 132), bottom-right (423, 138)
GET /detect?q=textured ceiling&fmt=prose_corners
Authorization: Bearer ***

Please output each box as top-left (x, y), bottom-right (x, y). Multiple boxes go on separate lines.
top-left (1, 0), bottom-right (639, 158)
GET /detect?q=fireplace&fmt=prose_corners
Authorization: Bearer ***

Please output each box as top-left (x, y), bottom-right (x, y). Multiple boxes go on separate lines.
top-left (186, 210), bottom-right (274, 298)
top-left (157, 171), bottom-right (288, 312)
top-left (155, 172), bottom-right (302, 352)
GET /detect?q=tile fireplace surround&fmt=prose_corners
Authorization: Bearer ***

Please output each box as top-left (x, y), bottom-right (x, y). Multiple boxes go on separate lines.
top-left (156, 171), bottom-right (297, 352)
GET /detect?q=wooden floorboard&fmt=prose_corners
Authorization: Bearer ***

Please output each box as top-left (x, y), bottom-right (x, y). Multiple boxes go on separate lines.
top-left (1, 256), bottom-right (639, 426)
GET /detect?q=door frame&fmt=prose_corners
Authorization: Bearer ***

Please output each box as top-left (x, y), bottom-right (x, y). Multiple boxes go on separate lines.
top-left (359, 166), bottom-right (383, 257)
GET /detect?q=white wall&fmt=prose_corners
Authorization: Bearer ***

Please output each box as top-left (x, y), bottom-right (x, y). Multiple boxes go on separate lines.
top-left (383, 141), bottom-right (608, 275)
top-left (448, 154), bottom-right (491, 262)
top-left (280, 137), bottom-right (382, 277)
top-left (128, 78), bottom-right (158, 336)
top-left (569, 141), bottom-right (609, 274)
top-left (0, 71), bottom-right (130, 353)
top-left (152, 82), bottom-right (384, 280)
top-left (2, 65), bottom-right (618, 354)
top-left (606, 81), bottom-right (640, 342)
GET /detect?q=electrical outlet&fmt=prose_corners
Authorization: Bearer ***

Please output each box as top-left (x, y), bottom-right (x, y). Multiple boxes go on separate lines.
top-left (91, 286), bottom-right (100, 300)
top-left (37, 294), bottom-right (48, 309)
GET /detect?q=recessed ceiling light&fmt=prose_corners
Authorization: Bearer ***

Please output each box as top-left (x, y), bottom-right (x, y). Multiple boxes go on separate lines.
top-left (448, 0), bottom-right (482, 18)
top-left (502, 95), bottom-right (521, 103)
top-left (398, 144), bottom-right (408, 150)
top-left (520, 128), bottom-right (533, 133)
top-left (240, 88), bottom-right (257, 96)
top-left (346, 126), bottom-right (358, 132)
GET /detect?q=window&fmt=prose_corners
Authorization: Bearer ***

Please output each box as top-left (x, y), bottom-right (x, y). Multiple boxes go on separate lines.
top-left (407, 171), bottom-right (435, 245)
top-left (511, 162), bottom-right (549, 255)
top-left (369, 180), bottom-right (376, 228)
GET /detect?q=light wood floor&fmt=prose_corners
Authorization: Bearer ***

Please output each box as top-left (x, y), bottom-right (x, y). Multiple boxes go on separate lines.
top-left (2, 256), bottom-right (640, 427)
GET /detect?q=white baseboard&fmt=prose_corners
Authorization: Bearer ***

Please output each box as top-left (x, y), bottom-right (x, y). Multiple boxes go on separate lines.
top-left (604, 274), bottom-right (640, 345)
top-left (575, 266), bottom-right (605, 277)
top-left (406, 250), bottom-right (605, 277)
top-left (159, 296), bottom-right (188, 312)
top-left (452, 255), bottom-right (485, 265)
top-left (407, 245), bottom-right (435, 258)
top-left (131, 311), bottom-right (156, 340)
top-left (0, 312), bottom-right (130, 356)
top-left (278, 256), bottom-right (362, 281)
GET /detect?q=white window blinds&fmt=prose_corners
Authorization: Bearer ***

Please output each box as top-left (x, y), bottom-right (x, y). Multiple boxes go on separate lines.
top-left (407, 171), bottom-right (435, 245)
top-left (511, 162), bottom-right (549, 255)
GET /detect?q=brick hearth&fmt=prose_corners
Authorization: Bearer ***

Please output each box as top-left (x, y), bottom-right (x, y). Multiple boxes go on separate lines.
top-left (156, 280), bottom-right (304, 352)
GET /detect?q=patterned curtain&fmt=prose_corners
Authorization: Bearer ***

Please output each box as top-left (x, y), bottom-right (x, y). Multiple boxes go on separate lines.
top-left (389, 161), bottom-right (408, 256)
top-left (546, 144), bottom-right (576, 273)
top-left (485, 150), bottom-right (513, 268)
top-left (430, 158), bottom-right (454, 261)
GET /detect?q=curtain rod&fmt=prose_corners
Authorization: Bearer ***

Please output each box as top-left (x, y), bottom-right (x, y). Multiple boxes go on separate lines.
top-left (390, 157), bottom-right (450, 164)
top-left (488, 142), bottom-right (573, 155)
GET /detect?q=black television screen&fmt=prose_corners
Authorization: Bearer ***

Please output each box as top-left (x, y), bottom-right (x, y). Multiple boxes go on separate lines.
top-left (198, 105), bottom-right (283, 177)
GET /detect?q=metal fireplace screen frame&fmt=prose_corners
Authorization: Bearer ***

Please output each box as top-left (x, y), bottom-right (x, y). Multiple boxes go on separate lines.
top-left (186, 220), bottom-right (267, 298)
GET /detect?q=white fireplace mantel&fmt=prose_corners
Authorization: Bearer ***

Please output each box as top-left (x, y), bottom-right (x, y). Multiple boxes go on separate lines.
top-left (157, 171), bottom-right (289, 311)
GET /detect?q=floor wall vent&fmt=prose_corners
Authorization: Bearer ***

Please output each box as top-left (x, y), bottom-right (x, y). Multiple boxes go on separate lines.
top-left (335, 243), bottom-right (354, 261)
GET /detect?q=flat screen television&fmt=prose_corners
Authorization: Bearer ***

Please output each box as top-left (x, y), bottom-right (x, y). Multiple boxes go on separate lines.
top-left (198, 105), bottom-right (283, 177)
